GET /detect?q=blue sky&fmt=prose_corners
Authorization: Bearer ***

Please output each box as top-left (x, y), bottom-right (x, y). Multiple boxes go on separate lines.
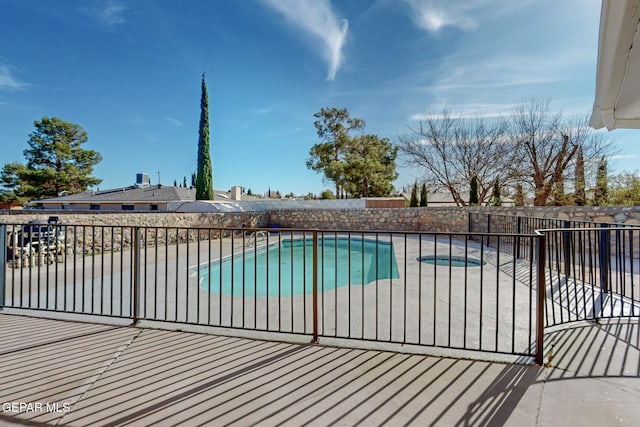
top-left (0, 0), bottom-right (636, 196)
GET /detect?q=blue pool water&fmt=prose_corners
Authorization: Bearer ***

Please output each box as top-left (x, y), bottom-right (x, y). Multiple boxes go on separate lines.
top-left (199, 237), bottom-right (400, 297)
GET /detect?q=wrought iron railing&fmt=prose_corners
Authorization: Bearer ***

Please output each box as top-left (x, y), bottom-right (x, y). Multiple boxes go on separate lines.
top-left (469, 213), bottom-right (640, 329)
top-left (1, 222), bottom-right (543, 361)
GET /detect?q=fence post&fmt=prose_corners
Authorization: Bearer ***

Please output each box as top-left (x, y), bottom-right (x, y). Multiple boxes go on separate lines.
top-left (312, 230), bottom-right (319, 344)
top-left (516, 216), bottom-right (522, 259)
top-left (486, 214), bottom-right (492, 247)
top-left (563, 220), bottom-right (572, 279)
top-left (599, 224), bottom-right (610, 294)
top-left (0, 224), bottom-right (6, 308)
top-left (536, 233), bottom-right (546, 365)
top-left (132, 226), bottom-right (141, 325)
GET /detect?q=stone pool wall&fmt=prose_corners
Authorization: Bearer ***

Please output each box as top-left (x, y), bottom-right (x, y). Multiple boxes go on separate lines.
top-left (2, 206), bottom-right (640, 234)
top-left (267, 207), bottom-right (469, 232)
top-left (0, 212), bottom-right (269, 256)
top-left (268, 206), bottom-right (640, 232)
top-left (467, 206), bottom-right (640, 226)
top-left (0, 211), bottom-right (268, 228)
top-left (2, 206), bottom-right (640, 260)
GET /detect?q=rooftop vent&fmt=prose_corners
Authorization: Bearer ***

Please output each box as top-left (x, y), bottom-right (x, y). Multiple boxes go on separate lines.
top-left (136, 173), bottom-right (150, 188)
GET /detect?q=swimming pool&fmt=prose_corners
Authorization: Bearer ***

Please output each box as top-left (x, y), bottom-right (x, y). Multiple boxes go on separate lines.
top-left (199, 237), bottom-right (400, 297)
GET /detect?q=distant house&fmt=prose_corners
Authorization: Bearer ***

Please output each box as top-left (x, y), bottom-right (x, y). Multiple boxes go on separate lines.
top-left (33, 185), bottom-right (196, 212)
top-left (0, 201), bottom-right (24, 210)
top-left (32, 174), bottom-right (253, 212)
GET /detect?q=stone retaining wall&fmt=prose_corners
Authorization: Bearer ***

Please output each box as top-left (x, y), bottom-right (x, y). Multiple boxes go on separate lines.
top-left (269, 206), bottom-right (640, 233)
top-left (0, 211), bottom-right (268, 229)
top-left (267, 207), bottom-right (469, 232)
top-left (3, 206), bottom-right (640, 264)
top-left (466, 206), bottom-right (640, 226)
top-left (1, 212), bottom-right (270, 265)
top-left (2, 206), bottom-right (640, 233)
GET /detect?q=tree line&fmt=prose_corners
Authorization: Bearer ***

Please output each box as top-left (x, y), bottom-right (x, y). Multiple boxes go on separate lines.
top-left (398, 99), bottom-right (616, 206)
top-left (3, 98), bottom-right (639, 206)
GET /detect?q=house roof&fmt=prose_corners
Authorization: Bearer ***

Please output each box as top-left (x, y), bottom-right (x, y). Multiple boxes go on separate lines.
top-left (37, 185), bottom-right (196, 204)
top-left (591, 0), bottom-right (640, 130)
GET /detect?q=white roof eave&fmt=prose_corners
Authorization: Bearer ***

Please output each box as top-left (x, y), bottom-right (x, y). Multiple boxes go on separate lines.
top-left (591, 0), bottom-right (640, 130)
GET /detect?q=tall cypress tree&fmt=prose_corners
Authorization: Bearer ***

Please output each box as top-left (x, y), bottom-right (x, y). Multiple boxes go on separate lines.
top-left (514, 184), bottom-right (525, 206)
top-left (196, 73), bottom-right (214, 200)
top-left (553, 180), bottom-right (566, 206)
top-left (594, 156), bottom-right (609, 206)
top-left (410, 182), bottom-right (419, 207)
top-left (491, 179), bottom-right (502, 206)
top-left (469, 176), bottom-right (479, 206)
top-left (420, 183), bottom-right (428, 207)
top-left (574, 147), bottom-right (586, 206)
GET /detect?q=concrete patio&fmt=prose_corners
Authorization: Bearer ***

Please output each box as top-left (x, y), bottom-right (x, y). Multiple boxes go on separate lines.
top-left (0, 313), bottom-right (638, 426)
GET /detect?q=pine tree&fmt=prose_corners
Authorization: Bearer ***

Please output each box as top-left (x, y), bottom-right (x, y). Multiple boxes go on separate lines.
top-left (0, 117), bottom-right (102, 201)
top-left (173, 179), bottom-right (177, 187)
top-left (574, 147), bottom-right (586, 206)
top-left (410, 182), bottom-right (419, 207)
top-left (420, 183), bottom-right (428, 207)
top-left (594, 156), bottom-right (609, 206)
top-left (191, 172), bottom-right (196, 188)
top-left (196, 73), bottom-right (214, 200)
top-left (469, 176), bottom-right (479, 206)
top-left (307, 108), bottom-right (365, 199)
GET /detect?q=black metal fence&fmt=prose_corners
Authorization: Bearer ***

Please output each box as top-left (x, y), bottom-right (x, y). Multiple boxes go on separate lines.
top-left (469, 213), bottom-right (640, 328)
top-left (0, 222), bottom-right (542, 361)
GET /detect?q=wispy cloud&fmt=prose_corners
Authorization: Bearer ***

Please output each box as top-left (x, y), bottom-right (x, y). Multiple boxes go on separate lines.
top-left (410, 97), bottom-right (596, 122)
top-left (255, 106), bottom-right (273, 115)
top-left (429, 52), bottom-right (582, 93)
top-left (262, 0), bottom-right (348, 80)
top-left (609, 154), bottom-right (638, 160)
top-left (404, 0), bottom-right (478, 32)
top-left (410, 103), bottom-right (514, 121)
top-left (411, 46), bottom-right (593, 115)
top-left (0, 65), bottom-right (27, 91)
top-left (88, 0), bottom-right (128, 27)
top-left (404, 0), bottom-right (532, 33)
top-left (165, 117), bottom-right (183, 127)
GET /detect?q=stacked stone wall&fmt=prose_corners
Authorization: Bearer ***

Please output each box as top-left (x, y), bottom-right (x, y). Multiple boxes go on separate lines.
top-left (0, 212), bottom-right (269, 259)
top-left (0, 211), bottom-right (269, 229)
top-left (466, 206), bottom-right (640, 226)
top-left (2, 206), bottom-right (640, 234)
top-left (267, 207), bottom-right (469, 232)
top-left (3, 206), bottom-right (640, 263)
